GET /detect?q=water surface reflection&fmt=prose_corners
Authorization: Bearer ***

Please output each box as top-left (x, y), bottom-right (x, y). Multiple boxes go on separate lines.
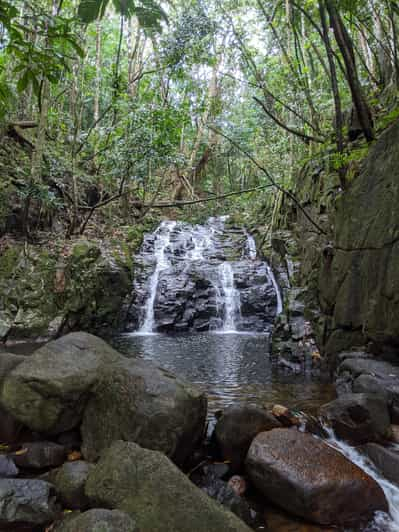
top-left (112, 332), bottom-right (334, 416)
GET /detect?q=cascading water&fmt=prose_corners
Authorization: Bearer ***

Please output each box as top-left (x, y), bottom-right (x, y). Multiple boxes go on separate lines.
top-left (131, 217), bottom-right (282, 334)
top-left (324, 428), bottom-right (399, 531)
top-left (218, 262), bottom-right (241, 332)
top-left (244, 230), bottom-right (283, 316)
top-left (139, 221), bottom-right (176, 333)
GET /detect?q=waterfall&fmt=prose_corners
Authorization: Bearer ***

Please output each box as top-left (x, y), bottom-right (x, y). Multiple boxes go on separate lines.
top-left (324, 428), bottom-right (399, 531)
top-left (132, 217), bottom-right (282, 334)
top-left (244, 231), bottom-right (257, 260)
top-left (244, 230), bottom-right (283, 315)
top-left (266, 263), bottom-right (283, 315)
top-left (139, 221), bottom-right (176, 333)
top-left (218, 262), bottom-right (241, 332)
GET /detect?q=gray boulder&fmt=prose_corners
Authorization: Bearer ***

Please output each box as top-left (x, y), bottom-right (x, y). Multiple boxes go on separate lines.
top-left (0, 332), bottom-right (120, 434)
top-left (320, 393), bottom-right (391, 444)
top-left (81, 357), bottom-right (207, 464)
top-left (85, 440), bottom-right (252, 532)
top-left (53, 460), bottom-right (93, 510)
top-left (54, 509), bottom-right (137, 532)
top-left (362, 443), bottom-right (399, 485)
top-left (214, 405), bottom-right (281, 470)
top-left (0, 478), bottom-right (58, 526)
top-left (246, 429), bottom-right (388, 526)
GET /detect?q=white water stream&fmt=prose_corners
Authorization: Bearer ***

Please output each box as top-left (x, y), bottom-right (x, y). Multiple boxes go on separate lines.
top-left (324, 428), bottom-right (399, 531)
top-left (139, 221), bottom-right (176, 333)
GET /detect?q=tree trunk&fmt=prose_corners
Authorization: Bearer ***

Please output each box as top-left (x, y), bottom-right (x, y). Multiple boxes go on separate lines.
top-left (325, 0), bottom-right (374, 141)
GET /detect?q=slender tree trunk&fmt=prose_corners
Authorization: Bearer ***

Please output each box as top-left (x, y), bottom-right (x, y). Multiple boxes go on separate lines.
top-left (94, 19), bottom-right (102, 124)
top-left (325, 0), bottom-right (374, 141)
top-left (319, 0), bottom-right (346, 188)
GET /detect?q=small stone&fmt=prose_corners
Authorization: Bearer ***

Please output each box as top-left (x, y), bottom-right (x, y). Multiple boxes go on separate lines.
top-left (390, 425), bottom-right (399, 444)
top-left (53, 460), bottom-right (93, 510)
top-left (0, 455), bottom-right (18, 478)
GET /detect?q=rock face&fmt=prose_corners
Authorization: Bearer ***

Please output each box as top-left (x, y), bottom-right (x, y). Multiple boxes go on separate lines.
top-left (245, 428), bottom-right (388, 526)
top-left (320, 393), bottom-right (391, 444)
top-left (85, 440), bottom-right (252, 532)
top-left (128, 218), bottom-right (278, 333)
top-left (81, 356), bottom-right (207, 464)
top-left (0, 238), bottom-right (135, 341)
top-left (54, 509), bottom-right (138, 532)
top-left (0, 478), bottom-right (58, 526)
top-left (0, 332), bottom-right (120, 434)
top-left (214, 405), bottom-right (281, 470)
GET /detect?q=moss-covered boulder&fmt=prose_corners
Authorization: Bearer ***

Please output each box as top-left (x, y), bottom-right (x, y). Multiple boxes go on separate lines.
top-left (81, 356), bottom-right (207, 465)
top-left (0, 332), bottom-right (120, 434)
top-left (85, 441), bottom-right (252, 532)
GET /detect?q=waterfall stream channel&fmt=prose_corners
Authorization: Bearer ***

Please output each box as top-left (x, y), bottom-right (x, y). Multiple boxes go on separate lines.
top-left (112, 217), bottom-right (399, 531)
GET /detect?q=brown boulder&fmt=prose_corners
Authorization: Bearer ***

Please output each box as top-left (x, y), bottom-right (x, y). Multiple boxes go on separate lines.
top-left (214, 405), bottom-right (281, 470)
top-left (320, 393), bottom-right (391, 444)
top-left (246, 428), bottom-right (388, 526)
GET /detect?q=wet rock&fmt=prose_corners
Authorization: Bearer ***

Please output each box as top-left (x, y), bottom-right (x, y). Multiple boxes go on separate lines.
top-left (320, 393), bottom-right (391, 444)
top-left (85, 440), bottom-right (252, 532)
top-left (81, 356), bottom-right (207, 465)
top-left (214, 405), bottom-right (281, 470)
top-left (54, 509), bottom-right (138, 532)
top-left (265, 506), bottom-right (336, 532)
top-left (200, 477), bottom-right (254, 527)
top-left (0, 478), bottom-right (58, 526)
top-left (53, 460), bottom-right (93, 510)
top-left (361, 443), bottom-right (399, 485)
top-left (12, 441), bottom-right (66, 470)
top-left (0, 455), bottom-right (18, 478)
top-left (390, 425), bottom-right (399, 444)
top-left (0, 332), bottom-right (120, 434)
top-left (245, 428), bottom-right (388, 526)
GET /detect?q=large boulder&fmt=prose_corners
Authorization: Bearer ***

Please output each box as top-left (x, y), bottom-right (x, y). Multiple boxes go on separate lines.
top-left (320, 393), bottom-right (391, 444)
top-left (53, 460), bottom-right (94, 510)
top-left (245, 429), bottom-right (388, 526)
top-left (0, 478), bottom-right (58, 526)
top-left (0, 332), bottom-right (120, 434)
top-left (214, 405), bottom-right (281, 470)
top-left (85, 440), bottom-right (252, 532)
top-left (81, 357), bottom-right (207, 464)
top-left (54, 509), bottom-right (138, 532)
